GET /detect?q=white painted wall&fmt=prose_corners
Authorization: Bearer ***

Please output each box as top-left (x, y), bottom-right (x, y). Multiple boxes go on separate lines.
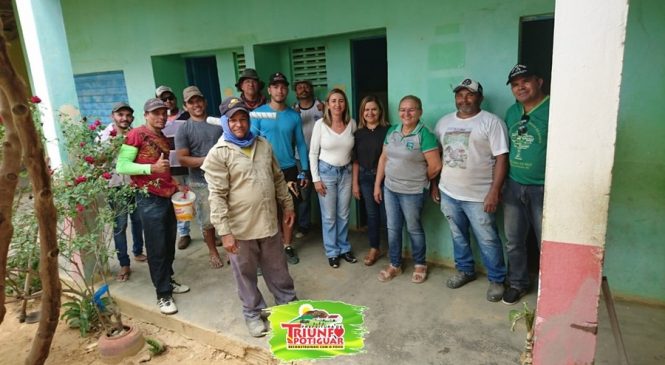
top-left (542, 0), bottom-right (630, 247)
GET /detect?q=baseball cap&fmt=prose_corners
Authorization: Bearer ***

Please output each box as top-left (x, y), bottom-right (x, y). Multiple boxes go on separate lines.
top-left (155, 85), bottom-right (174, 98)
top-left (268, 72), bottom-right (289, 86)
top-left (183, 86), bottom-right (204, 103)
top-left (143, 98), bottom-right (168, 112)
top-left (111, 102), bottom-right (134, 113)
top-left (506, 64), bottom-right (536, 84)
top-left (219, 97), bottom-right (250, 118)
top-left (453, 78), bottom-right (483, 95)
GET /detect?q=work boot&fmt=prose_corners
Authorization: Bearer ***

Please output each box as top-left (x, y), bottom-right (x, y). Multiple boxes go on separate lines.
top-left (177, 235), bottom-right (191, 249)
top-left (446, 271), bottom-right (477, 289)
top-left (487, 281), bottom-right (505, 302)
top-left (245, 317), bottom-right (267, 337)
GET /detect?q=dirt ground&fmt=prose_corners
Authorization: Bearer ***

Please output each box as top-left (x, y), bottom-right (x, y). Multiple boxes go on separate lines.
top-left (0, 300), bottom-right (247, 365)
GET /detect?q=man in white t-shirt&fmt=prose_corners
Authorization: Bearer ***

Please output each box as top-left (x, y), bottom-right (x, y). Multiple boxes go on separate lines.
top-left (432, 78), bottom-right (508, 302)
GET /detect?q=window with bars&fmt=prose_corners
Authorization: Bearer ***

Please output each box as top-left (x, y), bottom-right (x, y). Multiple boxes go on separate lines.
top-left (291, 46), bottom-right (327, 87)
top-left (234, 52), bottom-right (246, 79)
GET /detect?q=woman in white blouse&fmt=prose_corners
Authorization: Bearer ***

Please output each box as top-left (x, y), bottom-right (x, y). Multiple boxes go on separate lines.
top-left (309, 89), bottom-right (357, 268)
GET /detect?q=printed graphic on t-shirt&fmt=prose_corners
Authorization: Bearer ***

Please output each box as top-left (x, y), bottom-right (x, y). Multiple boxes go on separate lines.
top-left (443, 129), bottom-right (470, 169)
top-left (510, 130), bottom-right (534, 161)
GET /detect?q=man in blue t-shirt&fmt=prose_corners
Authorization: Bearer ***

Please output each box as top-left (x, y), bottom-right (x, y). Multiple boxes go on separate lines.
top-left (251, 72), bottom-right (309, 265)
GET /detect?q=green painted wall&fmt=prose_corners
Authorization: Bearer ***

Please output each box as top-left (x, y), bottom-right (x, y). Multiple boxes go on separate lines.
top-left (605, 0), bottom-right (665, 302)
top-left (58, 0), bottom-right (663, 302)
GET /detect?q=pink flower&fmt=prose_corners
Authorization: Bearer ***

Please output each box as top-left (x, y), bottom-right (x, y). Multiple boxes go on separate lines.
top-left (102, 172), bottom-right (112, 180)
top-left (74, 176), bottom-right (87, 185)
top-left (76, 204), bottom-right (85, 213)
top-left (30, 96), bottom-right (42, 104)
top-left (84, 156), bottom-right (95, 164)
top-left (94, 120), bottom-right (102, 127)
top-left (79, 142), bottom-right (86, 147)
top-left (109, 129), bottom-right (117, 137)
top-left (88, 124), bottom-right (97, 131)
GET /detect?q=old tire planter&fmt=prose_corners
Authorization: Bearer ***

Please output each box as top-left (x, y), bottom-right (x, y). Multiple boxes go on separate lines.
top-left (98, 324), bottom-right (145, 363)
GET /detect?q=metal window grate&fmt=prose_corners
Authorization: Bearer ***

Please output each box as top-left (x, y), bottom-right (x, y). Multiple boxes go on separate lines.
top-left (291, 46), bottom-right (327, 88)
top-left (234, 52), bottom-right (246, 79)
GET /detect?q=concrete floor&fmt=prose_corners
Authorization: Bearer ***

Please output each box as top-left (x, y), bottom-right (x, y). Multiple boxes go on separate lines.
top-left (108, 229), bottom-right (665, 365)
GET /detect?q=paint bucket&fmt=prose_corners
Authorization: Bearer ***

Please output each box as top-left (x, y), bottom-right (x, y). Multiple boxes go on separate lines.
top-left (171, 191), bottom-right (196, 222)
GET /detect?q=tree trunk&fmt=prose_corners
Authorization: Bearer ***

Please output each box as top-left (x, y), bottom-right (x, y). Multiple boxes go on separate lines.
top-left (0, 20), bottom-right (61, 365)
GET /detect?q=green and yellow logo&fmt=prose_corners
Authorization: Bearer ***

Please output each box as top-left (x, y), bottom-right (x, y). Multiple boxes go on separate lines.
top-left (268, 300), bottom-right (367, 361)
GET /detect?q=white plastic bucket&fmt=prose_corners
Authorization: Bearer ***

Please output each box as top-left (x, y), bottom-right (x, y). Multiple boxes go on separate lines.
top-left (171, 191), bottom-right (196, 222)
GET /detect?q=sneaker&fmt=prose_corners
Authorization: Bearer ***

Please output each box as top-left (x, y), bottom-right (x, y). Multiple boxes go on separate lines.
top-left (339, 252), bottom-right (358, 263)
top-left (170, 279), bottom-right (190, 294)
top-left (177, 235), bottom-right (191, 249)
top-left (284, 245), bottom-right (299, 264)
top-left (157, 296), bottom-right (177, 315)
top-left (502, 287), bottom-right (527, 305)
top-left (487, 282), bottom-right (505, 302)
top-left (446, 271), bottom-right (477, 289)
top-left (294, 231), bottom-right (305, 239)
top-left (328, 257), bottom-right (340, 268)
top-left (245, 317), bottom-right (267, 337)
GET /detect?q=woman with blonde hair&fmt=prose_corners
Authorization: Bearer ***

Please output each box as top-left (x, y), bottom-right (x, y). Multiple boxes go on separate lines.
top-left (352, 95), bottom-right (389, 266)
top-left (309, 89), bottom-right (358, 268)
top-left (374, 95), bottom-right (442, 283)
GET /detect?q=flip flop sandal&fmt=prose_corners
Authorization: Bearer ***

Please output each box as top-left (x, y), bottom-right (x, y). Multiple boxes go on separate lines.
top-left (411, 265), bottom-right (428, 284)
top-left (377, 265), bottom-right (402, 282)
top-left (209, 255), bottom-right (224, 269)
top-left (116, 267), bottom-right (131, 282)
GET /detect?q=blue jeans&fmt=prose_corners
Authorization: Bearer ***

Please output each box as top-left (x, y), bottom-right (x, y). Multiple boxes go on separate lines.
top-left (359, 167), bottom-right (386, 249)
top-left (316, 161), bottom-right (352, 258)
top-left (440, 191), bottom-right (506, 283)
top-left (136, 193), bottom-right (177, 298)
top-left (502, 178), bottom-right (544, 290)
top-left (109, 194), bottom-right (144, 267)
top-left (297, 171), bottom-right (313, 232)
top-left (383, 187), bottom-right (427, 266)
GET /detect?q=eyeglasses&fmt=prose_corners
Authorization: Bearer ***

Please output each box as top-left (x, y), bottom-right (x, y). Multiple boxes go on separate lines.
top-left (161, 95), bottom-right (175, 102)
top-left (518, 114), bottom-right (529, 135)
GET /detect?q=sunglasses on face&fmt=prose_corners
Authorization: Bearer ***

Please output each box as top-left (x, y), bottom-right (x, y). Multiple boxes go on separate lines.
top-left (518, 114), bottom-right (530, 135)
top-left (161, 95), bottom-right (175, 102)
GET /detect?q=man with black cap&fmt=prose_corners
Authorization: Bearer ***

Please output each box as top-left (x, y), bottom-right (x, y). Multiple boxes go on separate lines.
top-left (117, 98), bottom-right (190, 315)
top-left (251, 72), bottom-right (309, 265)
top-left (501, 64), bottom-right (550, 305)
top-left (100, 102), bottom-right (146, 282)
top-left (156, 85), bottom-right (193, 249)
top-left (175, 86), bottom-right (225, 269)
top-left (292, 79), bottom-right (324, 238)
top-left (432, 78), bottom-right (508, 302)
top-left (235, 68), bottom-right (266, 110)
top-left (202, 97), bottom-right (297, 337)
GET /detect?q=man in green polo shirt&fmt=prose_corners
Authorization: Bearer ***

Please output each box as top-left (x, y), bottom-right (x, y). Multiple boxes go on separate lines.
top-left (501, 64), bottom-right (550, 305)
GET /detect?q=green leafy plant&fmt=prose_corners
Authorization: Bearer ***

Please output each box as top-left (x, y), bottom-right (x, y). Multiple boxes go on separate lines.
top-left (509, 301), bottom-right (535, 365)
top-left (145, 337), bottom-right (166, 356)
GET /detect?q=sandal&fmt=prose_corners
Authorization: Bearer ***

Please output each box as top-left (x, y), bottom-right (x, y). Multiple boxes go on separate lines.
top-left (377, 265), bottom-right (402, 282)
top-left (116, 266), bottom-right (131, 282)
top-left (411, 265), bottom-right (428, 284)
top-left (209, 254), bottom-right (225, 269)
top-left (134, 254), bottom-right (147, 262)
top-left (363, 248), bottom-right (382, 266)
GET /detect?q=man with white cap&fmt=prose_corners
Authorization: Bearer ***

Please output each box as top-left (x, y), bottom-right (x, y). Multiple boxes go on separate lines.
top-left (202, 97), bottom-right (297, 337)
top-left (432, 78), bottom-right (509, 302)
top-left (117, 98), bottom-right (190, 315)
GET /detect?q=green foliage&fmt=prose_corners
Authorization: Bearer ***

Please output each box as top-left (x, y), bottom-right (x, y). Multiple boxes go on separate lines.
top-left (509, 301), bottom-right (535, 333)
top-left (145, 337), bottom-right (166, 356)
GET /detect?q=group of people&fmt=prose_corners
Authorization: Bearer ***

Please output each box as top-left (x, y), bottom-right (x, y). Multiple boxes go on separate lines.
top-left (102, 62), bottom-right (548, 336)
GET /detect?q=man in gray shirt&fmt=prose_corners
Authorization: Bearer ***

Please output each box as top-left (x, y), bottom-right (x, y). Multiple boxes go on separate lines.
top-left (175, 86), bottom-right (224, 269)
